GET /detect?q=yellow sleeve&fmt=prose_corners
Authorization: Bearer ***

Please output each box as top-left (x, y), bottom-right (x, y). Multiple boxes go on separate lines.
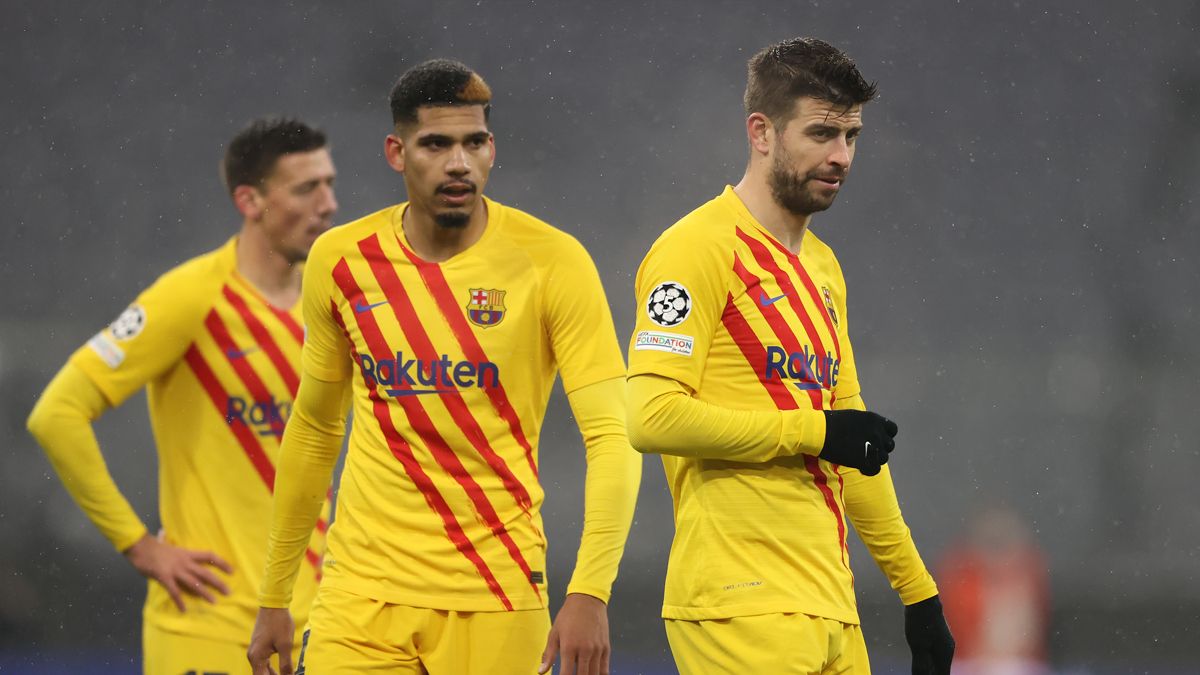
top-left (26, 363), bottom-right (148, 552)
top-left (627, 223), bottom-right (732, 390)
top-left (835, 393), bottom-right (939, 605)
top-left (562, 377), bottom-right (641, 603)
top-left (828, 258), bottom-right (861, 403)
top-left (627, 374), bottom-right (826, 462)
top-left (299, 237), bottom-right (353, 382)
top-left (70, 264), bottom-right (210, 407)
top-left (260, 240), bottom-right (353, 607)
top-left (542, 236), bottom-right (626, 393)
top-left (258, 373), bottom-right (349, 608)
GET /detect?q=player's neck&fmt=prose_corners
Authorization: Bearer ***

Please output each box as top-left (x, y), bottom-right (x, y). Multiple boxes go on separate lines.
top-left (401, 201), bottom-right (489, 263)
top-left (733, 172), bottom-right (812, 254)
top-left (235, 228), bottom-right (303, 309)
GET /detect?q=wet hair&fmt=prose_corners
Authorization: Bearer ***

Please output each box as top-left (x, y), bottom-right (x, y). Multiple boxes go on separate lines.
top-left (221, 117), bottom-right (326, 194)
top-left (744, 37), bottom-right (877, 126)
top-left (389, 58), bottom-right (492, 130)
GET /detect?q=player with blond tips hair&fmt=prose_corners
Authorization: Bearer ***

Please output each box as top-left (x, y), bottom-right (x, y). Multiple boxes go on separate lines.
top-left (247, 59), bottom-right (641, 675)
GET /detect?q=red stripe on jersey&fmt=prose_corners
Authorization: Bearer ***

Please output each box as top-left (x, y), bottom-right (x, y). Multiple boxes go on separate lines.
top-left (362, 235), bottom-right (534, 512)
top-left (183, 344), bottom-right (323, 573)
top-left (805, 456), bottom-right (852, 575)
top-left (204, 311), bottom-right (330, 533)
top-left (720, 294), bottom-right (799, 411)
top-left (327, 293), bottom-right (514, 610)
top-left (400, 243), bottom-right (538, 478)
top-left (731, 254), bottom-right (822, 409)
top-left (270, 306), bottom-right (305, 345)
top-left (332, 259), bottom-right (536, 606)
top-left (736, 229), bottom-right (836, 400)
top-left (759, 233), bottom-right (843, 364)
top-left (722, 268), bottom-right (851, 572)
top-left (223, 286), bottom-right (301, 397)
top-left (184, 343), bottom-right (277, 488)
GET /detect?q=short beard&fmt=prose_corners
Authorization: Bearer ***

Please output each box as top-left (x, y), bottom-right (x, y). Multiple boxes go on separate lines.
top-left (768, 146), bottom-right (838, 217)
top-left (434, 211), bottom-right (471, 229)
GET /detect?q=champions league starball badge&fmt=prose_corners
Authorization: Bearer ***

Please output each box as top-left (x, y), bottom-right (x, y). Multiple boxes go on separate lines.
top-left (646, 281), bottom-right (692, 327)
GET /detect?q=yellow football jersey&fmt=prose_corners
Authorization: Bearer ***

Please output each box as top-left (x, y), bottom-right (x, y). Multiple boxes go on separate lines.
top-left (297, 197), bottom-right (626, 612)
top-left (629, 186), bottom-right (869, 624)
top-left (70, 237), bottom-right (328, 643)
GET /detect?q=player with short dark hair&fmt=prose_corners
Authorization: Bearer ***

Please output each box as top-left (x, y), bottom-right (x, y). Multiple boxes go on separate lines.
top-left (26, 116), bottom-right (338, 673)
top-left (627, 37), bottom-right (955, 673)
top-left (247, 59), bottom-right (640, 675)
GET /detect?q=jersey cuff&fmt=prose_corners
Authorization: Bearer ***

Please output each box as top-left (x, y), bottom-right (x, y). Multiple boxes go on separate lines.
top-left (781, 408), bottom-right (827, 456)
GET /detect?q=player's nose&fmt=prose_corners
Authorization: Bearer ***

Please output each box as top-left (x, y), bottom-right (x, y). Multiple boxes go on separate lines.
top-left (317, 183), bottom-right (338, 217)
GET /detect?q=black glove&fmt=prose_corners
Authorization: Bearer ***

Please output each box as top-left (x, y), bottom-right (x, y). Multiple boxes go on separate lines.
top-left (818, 410), bottom-right (898, 476)
top-left (904, 595), bottom-right (955, 675)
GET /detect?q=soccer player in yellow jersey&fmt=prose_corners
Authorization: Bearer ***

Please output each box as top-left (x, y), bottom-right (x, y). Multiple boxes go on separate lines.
top-left (247, 60), bottom-right (641, 675)
top-left (26, 117), bottom-right (338, 674)
top-left (626, 38), bottom-right (956, 674)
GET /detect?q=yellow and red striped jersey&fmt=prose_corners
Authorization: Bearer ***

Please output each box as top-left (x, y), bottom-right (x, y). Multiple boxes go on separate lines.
top-left (296, 197), bottom-right (625, 612)
top-left (628, 186), bottom-right (869, 624)
top-left (70, 237), bottom-right (328, 643)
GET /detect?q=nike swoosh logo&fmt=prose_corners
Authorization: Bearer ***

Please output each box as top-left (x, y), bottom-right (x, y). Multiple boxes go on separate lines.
top-left (759, 292), bottom-right (787, 306)
top-left (355, 300), bottom-right (389, 313)
top-left (225, 346), bottom-right (260, 360)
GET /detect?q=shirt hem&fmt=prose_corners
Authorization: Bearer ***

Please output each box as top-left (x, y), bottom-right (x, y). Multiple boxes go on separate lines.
top-left (661, 600), bottom-right (860, 625)
top-left (322, 577), bottom-right (548, 613)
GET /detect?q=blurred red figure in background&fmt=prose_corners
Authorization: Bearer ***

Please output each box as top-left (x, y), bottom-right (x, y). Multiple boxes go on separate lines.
top-left (938, 506), bottom-right (1052, 675)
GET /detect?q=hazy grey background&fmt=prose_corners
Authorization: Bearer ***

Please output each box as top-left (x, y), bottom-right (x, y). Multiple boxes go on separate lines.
top-left (2, 1), bottom-right (1198, 672)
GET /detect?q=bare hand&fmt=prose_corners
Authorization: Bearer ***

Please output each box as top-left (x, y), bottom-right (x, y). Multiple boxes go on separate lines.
top-left (248, 607), bottom-right (296, 675)
top-left (540, 593), bottom-right (610, 675)
top-left (122, 531), bottom-right (232, 611)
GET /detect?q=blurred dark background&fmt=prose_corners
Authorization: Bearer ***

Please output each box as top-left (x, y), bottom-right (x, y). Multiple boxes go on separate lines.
top-left (2, 1), bottom-right (1198, 672)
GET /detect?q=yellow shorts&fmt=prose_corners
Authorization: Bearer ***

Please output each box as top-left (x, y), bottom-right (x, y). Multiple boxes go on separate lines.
top-left (142, 621), bottom-right (302, 675)
top-left (297, 585), bottom-right (551, 674)
top-left (665, 613), bottom-right (870, 675)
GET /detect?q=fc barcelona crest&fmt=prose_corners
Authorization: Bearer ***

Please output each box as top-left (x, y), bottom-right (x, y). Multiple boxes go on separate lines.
top-left (821, 286), bottom-right (839, 327)
top-left (466, 288), bottom-right (506, 328)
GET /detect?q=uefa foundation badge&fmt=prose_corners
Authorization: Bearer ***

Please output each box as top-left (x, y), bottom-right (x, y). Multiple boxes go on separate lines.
top-left (466, 288), bottom-right (506, 328)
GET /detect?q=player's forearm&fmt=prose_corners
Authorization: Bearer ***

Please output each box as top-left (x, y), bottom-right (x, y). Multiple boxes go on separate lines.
top-left (26, 363), bottom-right (148, 552)
top-left (259, 374), bottom-right (348, 607)
top-left (627, 374), bottom-right (826, 463)
top-left (842, 461), bottom-right (939, 604)
top-left (833, 392), bottom-right (938, 603)
top-left (563, 378), bottom-right (642, 602)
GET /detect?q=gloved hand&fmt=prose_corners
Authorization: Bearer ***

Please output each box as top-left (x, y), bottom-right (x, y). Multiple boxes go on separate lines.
top-left (818, 410), bottom-right (897, 476)
top-left (904, 595), bottom-right (955, 675)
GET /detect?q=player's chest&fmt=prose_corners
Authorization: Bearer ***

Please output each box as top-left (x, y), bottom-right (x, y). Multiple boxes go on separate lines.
top-left (716, 252), bottom-right (844, 389)
top-left (338, 261), bottom-right (543, 369)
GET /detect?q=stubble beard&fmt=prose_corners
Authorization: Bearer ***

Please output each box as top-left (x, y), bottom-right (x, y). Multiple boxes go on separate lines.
top-left (768, 148), bottom-right (839, 217)
top-left (434, 210), bottom-right (471, 229)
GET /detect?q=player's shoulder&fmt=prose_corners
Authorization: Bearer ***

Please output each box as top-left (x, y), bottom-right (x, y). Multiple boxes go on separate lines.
top-left (645, 190), bottom-right (740, 262)
top-left (802, 228), bottom-right (847, 285)
top-left (493, 198), bottom-right (594, 263)
top-left (308, 205), bottom-right (397, 263)
top-left (147, 239), bottom-right (235, 301)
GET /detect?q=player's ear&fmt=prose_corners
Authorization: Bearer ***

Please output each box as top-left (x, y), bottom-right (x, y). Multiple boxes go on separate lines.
top-left (384, 133), bottom-right (405, 174)
top-left (486, 133), bottom-right (496, 169)
top-left (232, 184), bottom-right (264, 220)
top-left (746, 112), bottom-right (773, 156)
